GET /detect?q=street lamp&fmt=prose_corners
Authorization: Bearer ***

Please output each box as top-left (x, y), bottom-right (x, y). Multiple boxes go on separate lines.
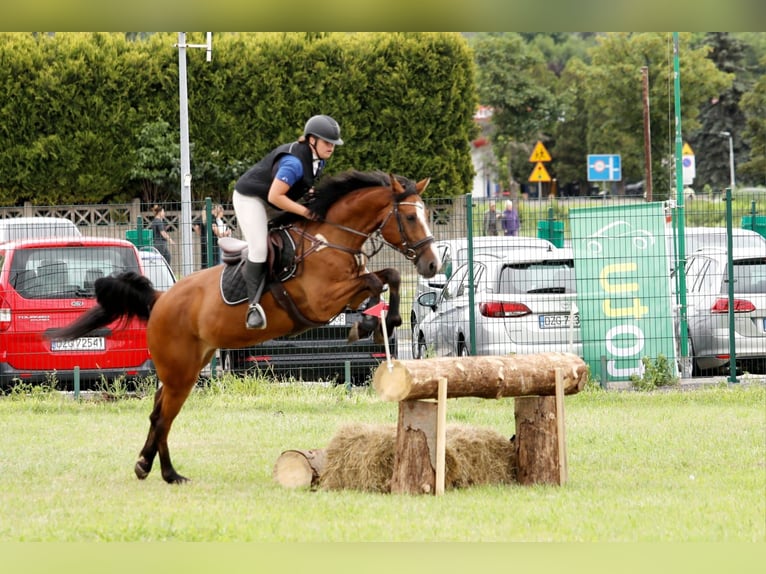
top-left (718, 131), bottom-right (735, 191)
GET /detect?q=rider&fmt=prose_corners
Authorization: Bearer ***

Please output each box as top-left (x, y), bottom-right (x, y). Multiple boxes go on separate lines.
top-left (232, 114), bottom-right (343, 330)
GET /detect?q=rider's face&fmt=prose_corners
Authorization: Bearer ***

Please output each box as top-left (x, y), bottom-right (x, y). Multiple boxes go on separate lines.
top-left (312, 137), bottom-right (336, 160)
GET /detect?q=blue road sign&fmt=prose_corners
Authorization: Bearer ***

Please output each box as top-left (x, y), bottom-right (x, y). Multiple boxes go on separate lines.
top-left (587, 154), bottom-right (622, 182)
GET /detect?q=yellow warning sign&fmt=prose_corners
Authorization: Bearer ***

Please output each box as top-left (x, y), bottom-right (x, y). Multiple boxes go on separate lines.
top-left (529, 140), bottom-right (552, 163)
top-left (528, 162), bottom-right (551, 183)
top-left (682, 142), bottom-right (694, 156)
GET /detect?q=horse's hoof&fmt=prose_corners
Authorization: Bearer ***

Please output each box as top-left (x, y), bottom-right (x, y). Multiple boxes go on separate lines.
top-left (134, 458), bottom-right (151, 480)
top-left (165, 473), bottom-right (190, 485)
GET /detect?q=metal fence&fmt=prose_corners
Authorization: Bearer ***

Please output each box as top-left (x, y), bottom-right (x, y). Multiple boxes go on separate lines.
top-left (2, 191), bottom-right (765, 387)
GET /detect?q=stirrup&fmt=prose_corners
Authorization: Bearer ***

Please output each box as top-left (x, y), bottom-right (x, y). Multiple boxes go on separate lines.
top-left (246, 303), bottom-right (267, 330)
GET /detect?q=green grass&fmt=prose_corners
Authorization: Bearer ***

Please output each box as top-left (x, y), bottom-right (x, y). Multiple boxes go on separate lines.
top-left (0, 379), bottom-right (763, 542)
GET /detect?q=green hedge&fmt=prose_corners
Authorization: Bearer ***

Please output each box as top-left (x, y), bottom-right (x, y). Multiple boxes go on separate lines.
top-left (0, 32), bottom-right (477, 206)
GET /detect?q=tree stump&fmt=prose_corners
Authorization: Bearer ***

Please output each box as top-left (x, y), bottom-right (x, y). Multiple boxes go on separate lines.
top-left (390, 399), bottom-right (438, 495)
top-left (514, 397), bottom-right (562, 485)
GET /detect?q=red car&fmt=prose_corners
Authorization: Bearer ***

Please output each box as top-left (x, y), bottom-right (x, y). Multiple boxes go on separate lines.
top-left (0, 236), bottom-right (154, 390)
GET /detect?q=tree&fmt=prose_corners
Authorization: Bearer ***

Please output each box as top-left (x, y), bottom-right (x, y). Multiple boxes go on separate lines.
top-left (689, 33), bottom-right (753, 191)
top-left (739, 55), bottom-right (766, 183)
top-left (470, 33), bottom-right (560, 192)
top-left (128, 120), bottom-right (180, 205)
top-left (584, 33), bottom-right (732, 200)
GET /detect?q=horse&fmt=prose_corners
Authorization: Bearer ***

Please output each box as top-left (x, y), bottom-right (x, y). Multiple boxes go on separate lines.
top-left (48, 169), bottom-right (441, 484)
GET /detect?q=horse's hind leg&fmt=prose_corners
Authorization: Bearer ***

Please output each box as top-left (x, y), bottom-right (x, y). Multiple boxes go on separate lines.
top-left (134, 386), bottom-right (163, 479)
top-left (135, 379), bottom-right (195, 484)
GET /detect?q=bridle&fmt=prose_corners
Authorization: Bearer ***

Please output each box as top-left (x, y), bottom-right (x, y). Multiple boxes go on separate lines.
top-left (291, 193), bottom-right (435, 263)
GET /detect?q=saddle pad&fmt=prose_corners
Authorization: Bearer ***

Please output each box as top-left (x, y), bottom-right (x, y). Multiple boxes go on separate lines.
top-left (220, 261), bottom-right (248, 305)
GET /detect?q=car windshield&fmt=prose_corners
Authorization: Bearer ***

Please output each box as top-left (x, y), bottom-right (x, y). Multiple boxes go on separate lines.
top-left (498, 260), bottom-right (576, 294)
top-left (10, 246), bottom-right (140, 299)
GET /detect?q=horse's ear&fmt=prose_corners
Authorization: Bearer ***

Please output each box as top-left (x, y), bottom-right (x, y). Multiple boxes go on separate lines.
top-left (415, 177), bottom-right (430, 195)
top-left (389, 173), bottom-right (404, 194)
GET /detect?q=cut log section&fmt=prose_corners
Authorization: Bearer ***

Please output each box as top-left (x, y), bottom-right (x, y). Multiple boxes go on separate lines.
top-left (373, 353), bottom-right (587, 402)
top-left (272, 449), bottom-right (327, 489)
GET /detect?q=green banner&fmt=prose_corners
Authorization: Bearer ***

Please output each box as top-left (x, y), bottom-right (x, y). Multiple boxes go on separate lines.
top-left (570, 203), bottom-right (676, 383)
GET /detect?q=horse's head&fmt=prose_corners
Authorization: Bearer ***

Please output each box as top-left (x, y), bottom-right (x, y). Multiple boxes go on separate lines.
top-left (381, 174), bottom-right (441, 278)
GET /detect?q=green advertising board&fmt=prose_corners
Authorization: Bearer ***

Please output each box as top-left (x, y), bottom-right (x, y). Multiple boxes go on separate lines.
top-left (570, 203), bottom-right (676, 383)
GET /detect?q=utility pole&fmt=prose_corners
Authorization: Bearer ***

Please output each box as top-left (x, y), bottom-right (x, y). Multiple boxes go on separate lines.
top-left (719, 131), bottom-right (735, 191)
top-left (177, 32), bottom-right (212, 278)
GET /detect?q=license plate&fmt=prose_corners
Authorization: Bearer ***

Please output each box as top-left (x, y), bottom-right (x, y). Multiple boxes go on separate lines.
top-left (51, 337), bottom-right (105, 351)
top-left (539, 314), bottom-right (580, 329)
top-left (328, 313), bottom-right (346, 327)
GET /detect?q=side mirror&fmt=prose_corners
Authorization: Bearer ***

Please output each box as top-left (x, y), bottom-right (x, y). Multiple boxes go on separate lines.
top-left (417, 291), bottom-right (438, 310)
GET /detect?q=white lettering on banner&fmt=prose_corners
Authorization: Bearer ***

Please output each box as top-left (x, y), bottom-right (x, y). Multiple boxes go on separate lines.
top-left (606, 325), bottom-right (646, 378)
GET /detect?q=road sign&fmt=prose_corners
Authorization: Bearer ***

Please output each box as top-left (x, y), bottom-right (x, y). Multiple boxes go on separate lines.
top-left (529, 162), bottom-right (551, 183)
top-left (529, 141), bottom-right (552, 163)
top-left (682, 154), bottom-right (696, 185)
top-left (682, 142), bottom-right (694, 156)
top-left (587, 154), bottom-right (622, 182)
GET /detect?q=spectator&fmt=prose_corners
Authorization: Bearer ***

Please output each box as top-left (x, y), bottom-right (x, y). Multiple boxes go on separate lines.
top-left (483, 201), bottom-right (499, 236)
top-left (501, 200), bottom-right (520, 236)
top-left (150, 204), bottom-right (174, 264)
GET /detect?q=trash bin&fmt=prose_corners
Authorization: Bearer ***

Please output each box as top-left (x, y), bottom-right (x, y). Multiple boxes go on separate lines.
top-left (741, 215), bottom-right (766, 239)
top-left (537, 219), bottom-right (564, 248)
top-left (126, 228), bottom-right (152, 247)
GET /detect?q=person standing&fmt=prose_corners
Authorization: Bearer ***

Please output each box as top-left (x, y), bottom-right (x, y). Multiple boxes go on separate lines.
top-left (501, 200), bottom-right (520, 236)
top-left (150, 204), bottom-right (174, 264)
top-left (483, 201), bottom-right (499, 235)
top-left (232, 114), bottom-right (343, 329)
top-left (211, 204), bottom-right (230, 265)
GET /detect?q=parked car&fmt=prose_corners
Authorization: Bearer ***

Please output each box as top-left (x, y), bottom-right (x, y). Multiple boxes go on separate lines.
top-left (138, 246), bottom-right (177, 291)
top-left (220, 296), bottom-right (396, 384)
top-left (412, 250), bottom-right (581, 359)
top-left (0, 216), bottom-right (81, 243)
top-left (0, 236), bottom-right (155, 390)
top-left (682, 246), bottom-right (766, 374)
top-left (410, 235), bottom-right (558, 332)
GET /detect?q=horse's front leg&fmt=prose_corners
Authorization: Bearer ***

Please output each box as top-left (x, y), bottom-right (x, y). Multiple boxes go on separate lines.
top-left (347, 268), bottom-right (401, 343)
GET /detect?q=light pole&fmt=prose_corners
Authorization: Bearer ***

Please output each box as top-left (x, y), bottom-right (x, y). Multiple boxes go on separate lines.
top-left (719, 131), bottom-right (735, 191)
top-left (177, 32), bottom-right (212, 278)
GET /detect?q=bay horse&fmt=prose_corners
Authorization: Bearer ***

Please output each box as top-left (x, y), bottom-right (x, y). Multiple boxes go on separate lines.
top-left (49, 170), bottom-right (441, 484)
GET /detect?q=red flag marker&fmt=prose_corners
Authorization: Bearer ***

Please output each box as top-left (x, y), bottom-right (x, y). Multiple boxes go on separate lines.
top-left (363, 301), bottom-right (389, 318)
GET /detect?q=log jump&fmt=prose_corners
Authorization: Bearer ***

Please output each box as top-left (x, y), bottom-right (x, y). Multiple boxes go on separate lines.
top-left (373, 352), bottom-right (587, 495)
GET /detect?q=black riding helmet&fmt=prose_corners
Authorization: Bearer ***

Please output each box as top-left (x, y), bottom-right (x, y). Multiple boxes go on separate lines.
top-left (303, 115), bottom-right (344, 146)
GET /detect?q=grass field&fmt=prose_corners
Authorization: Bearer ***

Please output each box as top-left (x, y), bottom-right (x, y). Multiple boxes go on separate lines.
top-left (0, 377), bottom-right (763, 543)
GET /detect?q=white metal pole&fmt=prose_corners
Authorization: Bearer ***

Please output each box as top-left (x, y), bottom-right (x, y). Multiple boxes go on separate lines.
top-left (177, 32), bottom-right (194, 278)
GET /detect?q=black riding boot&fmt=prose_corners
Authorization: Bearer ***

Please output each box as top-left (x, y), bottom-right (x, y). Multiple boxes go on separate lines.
top-left (243, 260), bottom-right (268, 330)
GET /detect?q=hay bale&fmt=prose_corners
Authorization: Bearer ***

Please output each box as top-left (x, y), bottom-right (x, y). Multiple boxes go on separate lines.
top-left (318, 423), bottom-right (516, 493)
top-left (319, 423), bottom-right (396, 493)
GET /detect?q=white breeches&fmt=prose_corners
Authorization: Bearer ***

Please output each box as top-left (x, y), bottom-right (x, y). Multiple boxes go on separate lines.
top-left (233, 190), bottom-right (269, 263)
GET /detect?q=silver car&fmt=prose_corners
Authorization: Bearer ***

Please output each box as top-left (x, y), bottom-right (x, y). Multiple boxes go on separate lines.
top-left (412, 250), bottom-right (581, 358)
top-left (410, 235), bottom-right (558, 332)
top-left (683, 246), bottom-right (766, 374)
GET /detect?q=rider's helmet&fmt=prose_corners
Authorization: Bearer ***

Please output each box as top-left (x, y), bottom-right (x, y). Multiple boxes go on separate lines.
top-left (303, 115), bottom-right (344, 145)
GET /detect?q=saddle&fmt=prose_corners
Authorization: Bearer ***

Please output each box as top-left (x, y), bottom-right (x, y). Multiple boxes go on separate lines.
top-left (217, 229), bottom-right (324, 332)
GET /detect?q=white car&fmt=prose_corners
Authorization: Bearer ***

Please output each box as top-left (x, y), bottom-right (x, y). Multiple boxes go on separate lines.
top-left (682, 246), bottom-right (766, 374)
top-left (138, 246), bottom-right (176, 291)
top-left (410, 235), bottom-right (558, 332)
top-left (412, 249), bottom-right (580, 359)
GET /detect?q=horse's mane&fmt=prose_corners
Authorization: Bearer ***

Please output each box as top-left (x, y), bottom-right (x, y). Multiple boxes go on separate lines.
top-left (270, 169), bottom-right (417, 227)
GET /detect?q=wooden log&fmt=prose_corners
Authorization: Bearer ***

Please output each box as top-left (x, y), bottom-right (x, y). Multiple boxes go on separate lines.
top-left (373, 352), bottom-right (587, 402)
top-left (514, 396), bottom-right (561, 485)
top-left (273, 449), bottom-right (327, 489)
top-left (390, 400), bottom-right (437, 495)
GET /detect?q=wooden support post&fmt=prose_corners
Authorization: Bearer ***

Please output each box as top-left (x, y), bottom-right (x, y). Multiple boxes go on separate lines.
top-left (555, 368), bottom-right (568, 484)
top-left (391, 399), bottom-right (438, 495)
top-left (435, 377), bottom-right (447, 496)
top-left (514, 396), bottom-right (561, 485)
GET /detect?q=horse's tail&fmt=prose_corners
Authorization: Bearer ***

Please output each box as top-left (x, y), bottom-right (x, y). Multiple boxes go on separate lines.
top-left (47, 271), bottom-right (159, 340)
